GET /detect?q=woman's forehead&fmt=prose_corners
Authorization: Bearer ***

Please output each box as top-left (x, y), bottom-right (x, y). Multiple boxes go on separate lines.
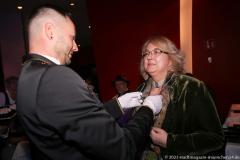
top-left (147, 41), bottom-right (166, 49)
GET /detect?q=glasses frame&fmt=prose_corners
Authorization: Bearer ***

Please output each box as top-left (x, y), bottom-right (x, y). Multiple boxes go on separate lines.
top-left (142, 48), bottom-right (169, 58)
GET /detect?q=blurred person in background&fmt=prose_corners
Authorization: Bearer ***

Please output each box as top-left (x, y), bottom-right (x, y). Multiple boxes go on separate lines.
top-left (0, 76), bottom-right (25, 160)
top-left (111, 75), bottom-right (134, 127)
top-left (112, 75), bottom-right (130, 99)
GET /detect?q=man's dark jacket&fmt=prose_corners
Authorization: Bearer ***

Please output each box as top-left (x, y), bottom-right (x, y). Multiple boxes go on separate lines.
top-left (17, 54), bottom-right (153, 160)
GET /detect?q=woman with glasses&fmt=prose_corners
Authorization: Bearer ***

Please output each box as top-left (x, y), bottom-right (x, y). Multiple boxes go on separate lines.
top-left (138, 35), bottom-right (224, 159)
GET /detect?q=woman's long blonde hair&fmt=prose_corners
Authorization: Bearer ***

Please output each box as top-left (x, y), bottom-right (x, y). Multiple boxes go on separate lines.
top-left (139, 36), bottom-right (185, 127)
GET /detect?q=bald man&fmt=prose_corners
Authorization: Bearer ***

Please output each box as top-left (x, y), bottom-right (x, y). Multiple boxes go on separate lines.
top-left (17, 4), bottom-right (162, 160)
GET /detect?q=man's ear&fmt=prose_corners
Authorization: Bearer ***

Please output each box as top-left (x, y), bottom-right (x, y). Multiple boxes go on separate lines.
top-left (44, 22), bottom-right (54, 40)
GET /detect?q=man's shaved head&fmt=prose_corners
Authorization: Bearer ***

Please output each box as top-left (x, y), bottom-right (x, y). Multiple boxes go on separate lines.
top-left (28, 4), bottom-right (71, 21)
top-left (27, 4), bottom-right (78, 64)
top-left (28, 4), bottom-right (72, 40)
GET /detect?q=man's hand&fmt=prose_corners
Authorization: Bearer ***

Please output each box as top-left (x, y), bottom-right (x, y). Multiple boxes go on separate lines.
top-left (117, 92), bottom-right (142, 108)
top-left (143, 95), bottom-right (162, 114)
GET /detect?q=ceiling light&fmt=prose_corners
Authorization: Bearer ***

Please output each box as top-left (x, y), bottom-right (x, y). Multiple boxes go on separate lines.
top-left (17, 6), bottom-right (23, 10)
top-left (70, 2), bottom-right (75, 6)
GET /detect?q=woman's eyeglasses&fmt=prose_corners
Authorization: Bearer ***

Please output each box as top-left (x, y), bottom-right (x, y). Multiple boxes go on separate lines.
top-left (142, 48), bottom-right (168, 58)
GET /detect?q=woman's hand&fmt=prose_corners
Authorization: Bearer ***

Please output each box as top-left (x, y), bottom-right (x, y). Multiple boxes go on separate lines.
top-left (150, 127), bottom-right (168, 148)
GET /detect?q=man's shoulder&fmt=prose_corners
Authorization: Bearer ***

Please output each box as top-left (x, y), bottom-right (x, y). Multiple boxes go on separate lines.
top-left (22, 61), bottom-right (79, 81)
top-left (45, 65), bottom-right (79, 78)
top-left (41, 65), bottom-right (85, 87)
top-left (46, 65), bottom-right (73, 72)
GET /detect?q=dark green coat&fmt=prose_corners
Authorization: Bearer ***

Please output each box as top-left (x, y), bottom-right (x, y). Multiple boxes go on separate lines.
top-left (138, 73), bottom-right (224, 158)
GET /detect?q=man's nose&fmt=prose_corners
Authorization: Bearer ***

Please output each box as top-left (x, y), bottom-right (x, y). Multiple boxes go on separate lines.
top-left (72, 41), bottom-right (79, 52)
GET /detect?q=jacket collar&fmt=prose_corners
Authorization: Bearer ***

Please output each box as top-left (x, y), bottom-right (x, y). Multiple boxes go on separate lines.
top-left (22, 54), bottom-right (57, 66)
top-left (144, 72), bottom-right (177, 89)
